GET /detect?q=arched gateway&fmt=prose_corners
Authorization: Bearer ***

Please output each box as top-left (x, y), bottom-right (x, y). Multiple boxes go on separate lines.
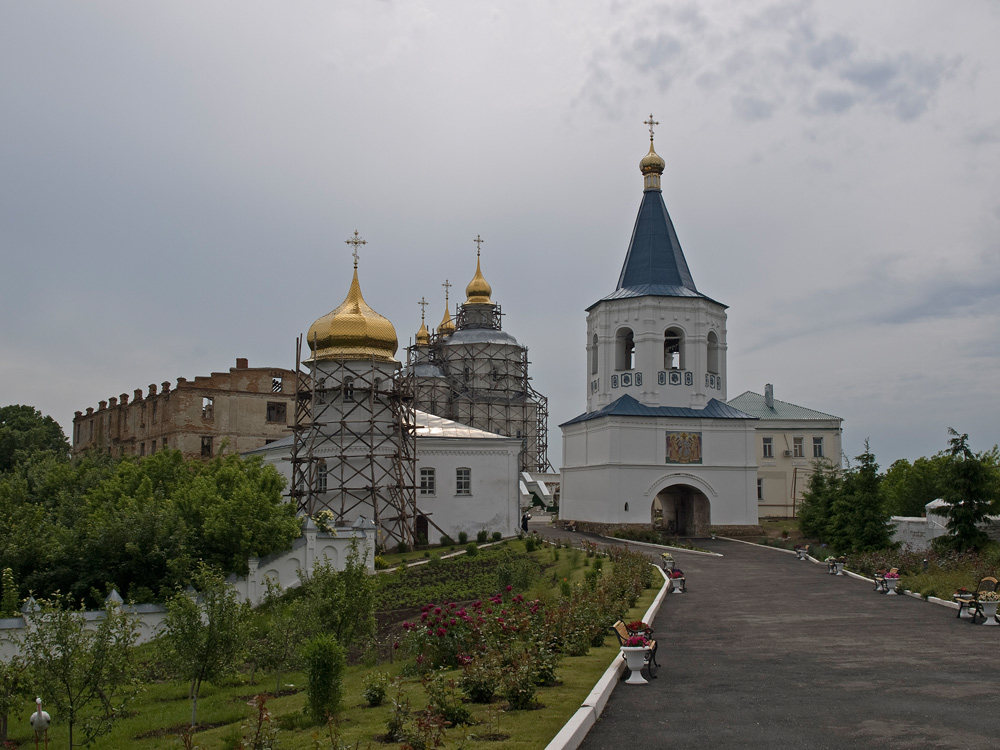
top-left (652, 485), bottom-right (710, 537)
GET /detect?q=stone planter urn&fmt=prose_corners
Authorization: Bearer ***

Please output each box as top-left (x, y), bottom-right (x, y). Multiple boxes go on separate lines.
top-left (621, 647), bottom-right (650, 684)
top-left (979, 600), bottom-right (999, 625)
top-left (795, 548), bottom-right (807, 560)
top-left (885, 579), bottom-right (899, 595)
top-left (835, 562), bottom-right (845, 576)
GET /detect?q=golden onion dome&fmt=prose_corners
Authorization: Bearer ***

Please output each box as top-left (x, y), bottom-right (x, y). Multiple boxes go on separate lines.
top-left (639, 141), bottom-right (665, 176)
top-left (465, 255), bottom-right (493, 305)
top-left (307, 266), bottom-right (398, 362)
top-left (416, 319), bottom-right (430, 346)
top-left (437, 304), bottom-right (456, 336)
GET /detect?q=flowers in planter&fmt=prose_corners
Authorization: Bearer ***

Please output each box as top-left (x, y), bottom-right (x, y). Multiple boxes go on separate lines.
top-left (623, 634), bottom-right (650, 648)
top-left (884, 571), bottom-right (900, 580)
top-left (825, 556), bottom-right (837, 563)
top-left (660, 553), bottom-right (673, 561)
top-left (626, 620), bottom-right (650, 633)
top-left (977, 591), bottom-right (1000, 602)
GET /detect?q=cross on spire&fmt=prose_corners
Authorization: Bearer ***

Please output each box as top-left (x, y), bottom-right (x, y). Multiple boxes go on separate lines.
top-left (442, 279), bottom-right (451, 300)
top-left (644, 113), bottom-right (659, 142)
top-left (345, 230), bottom-right (367, 267)
top-left (473, 234), bottom-right (485, 256)
top-left (418, 296), bottom-right (428, 322)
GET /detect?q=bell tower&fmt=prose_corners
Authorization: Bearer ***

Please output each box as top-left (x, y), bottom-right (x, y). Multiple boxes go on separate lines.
top-left (585, 116), bottom-right (728, 412)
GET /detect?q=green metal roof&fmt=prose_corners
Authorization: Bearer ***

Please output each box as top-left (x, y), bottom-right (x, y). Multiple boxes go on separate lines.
top-left (726, 391), bottom-right (842, 421)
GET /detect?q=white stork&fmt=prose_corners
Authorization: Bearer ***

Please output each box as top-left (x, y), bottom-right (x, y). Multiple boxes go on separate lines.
top-left (30, 697), bottom-right (50, 748)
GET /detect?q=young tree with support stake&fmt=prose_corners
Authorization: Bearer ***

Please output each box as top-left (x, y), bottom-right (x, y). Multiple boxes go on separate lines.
top-left (22, 593), bottom-right (140, 748)
top-left (162, 565), bottom-right (252, 727)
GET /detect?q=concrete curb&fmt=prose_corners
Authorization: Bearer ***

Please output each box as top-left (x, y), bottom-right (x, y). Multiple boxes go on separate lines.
top-left (544, 566), bottom-right (671, 750)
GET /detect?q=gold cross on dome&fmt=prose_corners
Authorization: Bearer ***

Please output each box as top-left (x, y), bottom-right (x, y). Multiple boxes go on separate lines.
top-left (418, 296), bottom-right (428, 322)
top-left (473, 234), bottom-right (485, 256)
top-left (345, 230), bottom-right (367, 267)
top-left (644, 113), bottom-right (659, 141)
top-left (442, 279), bottom-right (451, 301)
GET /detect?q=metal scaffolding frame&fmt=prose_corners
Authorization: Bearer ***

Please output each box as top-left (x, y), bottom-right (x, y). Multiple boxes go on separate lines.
top-left (408, 303), bottom-right (551, 473)
top-left (289, 335), bottom-right (421, 550)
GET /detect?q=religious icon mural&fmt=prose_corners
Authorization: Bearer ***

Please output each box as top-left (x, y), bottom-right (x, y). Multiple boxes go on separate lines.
top-left (666, 431), bottom-right (702, 464)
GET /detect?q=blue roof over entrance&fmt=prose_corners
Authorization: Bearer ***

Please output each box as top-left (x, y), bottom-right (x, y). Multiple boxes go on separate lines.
top-left (560, 394), bottom-right (756, 426)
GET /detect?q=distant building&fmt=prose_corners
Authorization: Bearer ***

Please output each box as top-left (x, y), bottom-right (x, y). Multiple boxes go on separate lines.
top-left (727, 384), bottom-right (843, 518)
top-left (72, 358), bottom-right (295, 460)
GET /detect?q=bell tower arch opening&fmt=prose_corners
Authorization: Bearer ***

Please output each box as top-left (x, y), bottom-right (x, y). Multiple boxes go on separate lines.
top-left (651, 484), bottom-right (711, 537)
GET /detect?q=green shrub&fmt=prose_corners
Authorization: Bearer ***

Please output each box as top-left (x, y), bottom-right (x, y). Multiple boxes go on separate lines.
top-left (458, 531), bottom-right (468, 544)
top-left (397, 541), bottom-right (410, 554)
top-left (492, 531), bottom-right (502, 542)
top-left (428, 552), bottom-right (442, 568)
top-left (525, 537), bottom-right (536, 553)
top-left (440, 534), bottom-right (455, 547)
top-left (499, 652), bottom-right (538, 710)
top-left (302, 633), bottom-right (345, 722)
top-left (477, 529), bottom-right (489, 544)
top-left (424, 670), bottom-right (472, 727)
top-left (374, 555), bottom-right (390, 570)
top-left (466, 543), bottom-right (479, 558)
top-left (460, 654), bottom-right (501, 703)
top-left (362, 671), bottom-right (390, 707)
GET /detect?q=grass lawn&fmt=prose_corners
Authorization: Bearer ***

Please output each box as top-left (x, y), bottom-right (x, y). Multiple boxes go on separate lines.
top-left (5, 543), bottom-right (663, 750)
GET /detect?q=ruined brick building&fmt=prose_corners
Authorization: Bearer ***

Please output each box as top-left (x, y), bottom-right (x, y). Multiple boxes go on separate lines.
top-left (72, 358), bottom-right (296, 460)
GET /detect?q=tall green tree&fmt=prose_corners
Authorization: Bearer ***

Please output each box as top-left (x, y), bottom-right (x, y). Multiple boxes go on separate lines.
top-left (23, 593), bottom-right (141, 748)
top-left (0, 405), bottom-right (69, 474)
top-left (0, 640), bottom-right (28, 743)
top-left (797, 460), bottom-right (838, 540)
top-left (933, 429), bottom-right (999, 551)
top-left (881, 454), bottom-right (948, 517)
top-left (827, 441), bottom-right (891, 553)
top-left (162, 566), bottom-right (252, 727)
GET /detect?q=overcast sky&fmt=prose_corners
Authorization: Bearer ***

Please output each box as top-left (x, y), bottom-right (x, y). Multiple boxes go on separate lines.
top-left (3, 1), bottom-right (999, 469)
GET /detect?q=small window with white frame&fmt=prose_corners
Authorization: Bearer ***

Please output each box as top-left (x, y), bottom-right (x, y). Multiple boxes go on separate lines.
top-left (813, 437), bottom-right (824, 458)
top-left (419, 468), bottom-right (436, 496)
top-left (757, 478), bottom-right (763, 500)
top-left (793, 436), bottom-right (804, 458)
top-left (456, 467), bottom-right (471, 496)
top-left (762, 437), bottom-right (773, 459)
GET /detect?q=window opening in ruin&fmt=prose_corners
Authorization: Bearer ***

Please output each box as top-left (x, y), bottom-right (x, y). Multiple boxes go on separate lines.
top-left (201, 436), bottom-right (213, 457)
top-left (266, 401), bottom-right (287, 423)
top-left (707, 331), bottom-right (720, 374)
top-left (591, 333), bottom-right (599, 374)
top-left (463, 366), bottom-right (471, 383)
top-left (456, 467), bottom-right (471, 496)
top-left (202, 397), bottom-right (214, 419)
top-left (162, 438), bottom-right (167, 451)
top-left (762, 437), bottom-right (773, 458)
top-left (793, 437), bottom-right (804, 458)
top-left (140, 442), bottom-right (145, 456)
top-left (150, 442), bottom-right (156, 455)
top-left (140, 403), bottom-right (146, 427)
top-left (152, 401), bottom-right (158, 423)
top-left (813, 437), bottom-right (824, 458)
top-left (664, 328), bottom-right (683, 369)
top-left (344, 377), bottom-right (354, 402)
top-left (615, 328), bottom-right (635, 370)
top-left (419, 467), bottom-right (436, 496)
top-left (272, 374), bottom-right (284, 393)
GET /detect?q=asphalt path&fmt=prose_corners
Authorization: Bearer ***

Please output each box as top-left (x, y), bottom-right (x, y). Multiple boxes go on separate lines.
top-left (531, 520), bottom-right (1000, 750)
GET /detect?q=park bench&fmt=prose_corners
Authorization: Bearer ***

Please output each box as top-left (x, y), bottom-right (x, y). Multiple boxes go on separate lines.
top-left (611, 619), bottom-right (658, 678)
top-left (953, 577), bottom-right (998, 620)
top-left (873, 568), bottom-right (899, 593)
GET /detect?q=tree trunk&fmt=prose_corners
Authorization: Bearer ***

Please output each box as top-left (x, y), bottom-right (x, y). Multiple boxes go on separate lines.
top-left (190, 678), bottom-right (200, 727)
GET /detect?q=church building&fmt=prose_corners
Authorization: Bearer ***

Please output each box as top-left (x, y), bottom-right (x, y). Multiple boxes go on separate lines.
top-left (407, 241), bottom-right (550, 475)
top-left (559, 120), bottom-right (759, 535)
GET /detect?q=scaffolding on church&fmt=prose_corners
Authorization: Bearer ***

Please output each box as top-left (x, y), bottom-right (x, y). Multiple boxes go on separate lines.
top-left (289, 335), bottom-right (421, 550)
top-left (408, 303), bottom-right (552, 474)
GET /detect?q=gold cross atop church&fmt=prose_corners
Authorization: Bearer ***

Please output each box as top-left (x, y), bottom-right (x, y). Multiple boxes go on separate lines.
top-left (345, 230), bottom-right (367, 266)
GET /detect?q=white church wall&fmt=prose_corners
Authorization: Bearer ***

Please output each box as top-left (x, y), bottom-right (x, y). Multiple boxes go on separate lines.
top-left (415, 437), bottom-right (520, 543)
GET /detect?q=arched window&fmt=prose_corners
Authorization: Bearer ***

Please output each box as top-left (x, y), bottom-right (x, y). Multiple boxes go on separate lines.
top-left (591, 333), bottom-right (599, 374)
top-left (664, 328), bottom-right (684, 370)
top-left (615, 328), bottom-right (635, 370)
top-left (707, 331), bottom-right (720, 374)
top-left (343, 376), bottom-right (354, 402)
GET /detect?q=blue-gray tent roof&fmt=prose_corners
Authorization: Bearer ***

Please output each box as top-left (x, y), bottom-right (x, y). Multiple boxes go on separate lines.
top-left (560, 394), bottom-right (756, 426)
top-left (587, 190), bottom-right (721, 310)
top-left (588, 189), bottom-right (724, 310)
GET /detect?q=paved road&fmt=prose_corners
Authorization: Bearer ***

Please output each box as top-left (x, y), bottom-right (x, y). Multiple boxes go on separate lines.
top-left (531, 521), bottom-right (1000, 750)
